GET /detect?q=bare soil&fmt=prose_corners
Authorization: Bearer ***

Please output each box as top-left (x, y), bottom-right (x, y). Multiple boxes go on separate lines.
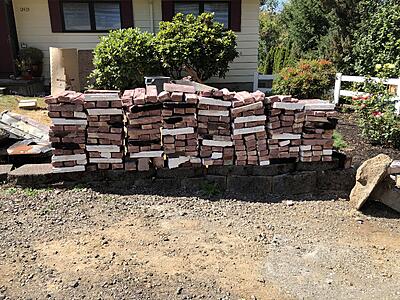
top-left (336, 112), bottom-right (400, 167)
top-left (0, 184), bottom-right (399, 300)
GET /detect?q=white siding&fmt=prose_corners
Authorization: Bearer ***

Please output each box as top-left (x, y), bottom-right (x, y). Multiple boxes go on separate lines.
top-left (12, 0), bottom-right (258, 86)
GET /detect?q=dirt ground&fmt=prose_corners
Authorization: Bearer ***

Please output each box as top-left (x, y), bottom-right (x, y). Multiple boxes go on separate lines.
top-left (0, 183), bottom-right (399, 300)
top-left (336, 112), bottom-right (400, 167)
top-left (1, 108), bottom-right (400, 299)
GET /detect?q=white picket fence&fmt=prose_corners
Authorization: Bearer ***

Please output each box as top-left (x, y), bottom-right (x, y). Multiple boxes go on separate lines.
top-left (253, 72), bottom-right (275, 93)
top-left (334, 72), bottom-right (400, 105)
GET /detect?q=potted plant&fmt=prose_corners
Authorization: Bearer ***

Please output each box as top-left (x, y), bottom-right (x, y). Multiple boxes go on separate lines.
top-left (17, 47), bottom-right (44, 78)
top-left (15, 57), bottom-right (33, 80)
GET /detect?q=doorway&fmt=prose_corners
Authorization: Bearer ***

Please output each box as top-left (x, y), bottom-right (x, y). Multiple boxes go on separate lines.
top-left (0, 0), bottom-right (19, 78)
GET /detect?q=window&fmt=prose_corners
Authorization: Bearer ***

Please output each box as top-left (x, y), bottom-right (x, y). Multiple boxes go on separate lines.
top-left (62, 1), bottom-right (122, 32)
top-left (174, 1), bottom-right (230, 29)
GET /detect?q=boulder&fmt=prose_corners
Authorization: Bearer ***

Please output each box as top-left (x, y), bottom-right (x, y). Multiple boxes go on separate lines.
top-left (370, 177), bottom-right (400, 213)
top-left (350, 154), bottom-right (393, 210)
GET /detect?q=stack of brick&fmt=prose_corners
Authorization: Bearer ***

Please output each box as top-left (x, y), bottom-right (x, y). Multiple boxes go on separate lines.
top-left (299, 99), bottom-right (337, 162)
top-left (198, 88), bottom-right (235, 166)
top-left (122, 86), bottom-right (164, 171)
top-left (84, 92), bottom-right (125, 171)
top-left (161, 83), bottom-right (201, 168)
top-left (265, 95), bottom-right (305, 160)
top-left (231, 91), bottom-right (269, 166)
top-left (46, 91), bottom-right (87, 173)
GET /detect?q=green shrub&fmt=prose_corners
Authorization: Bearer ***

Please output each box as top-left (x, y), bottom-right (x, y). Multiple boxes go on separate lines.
top-left (156, 13), bottom-right (239, 82)
top-left (352, 65), bottom-right (400, 148)
top-left (18, 47), bottom-right (43, 64)
top-left (90, 28), bottom-right (162, 90)
top-left (272, 59), bottom-right (336, 99)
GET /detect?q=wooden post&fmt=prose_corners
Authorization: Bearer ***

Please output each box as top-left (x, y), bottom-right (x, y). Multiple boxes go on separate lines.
top-left (334, 73), bottom-right (342, 105)
top-left (253, 71), bottom-right (259, 92)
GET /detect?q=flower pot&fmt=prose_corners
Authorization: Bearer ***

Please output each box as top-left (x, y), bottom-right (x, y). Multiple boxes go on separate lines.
top-left (31, 63), bottom-right (43, 77)
top-left (21, 71), bottom-right (33, 80)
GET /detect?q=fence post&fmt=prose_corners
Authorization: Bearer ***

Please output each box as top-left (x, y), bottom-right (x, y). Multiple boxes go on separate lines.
top-left (253, 72), bottom-right (259, 92)
top-left (397, 78), bottom-right (400, 97)
top-left (334, 73), bottom-right (342, 105)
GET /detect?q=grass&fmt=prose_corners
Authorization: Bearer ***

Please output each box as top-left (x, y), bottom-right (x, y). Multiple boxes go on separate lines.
top-left (2, 187), bottom-right (18, 195)
top-left (333, 130), bottom-right (348, 150)
top-left (0, 95), bottom-right (50, 125)
top-left (200, 182), bottom-right (221, 197)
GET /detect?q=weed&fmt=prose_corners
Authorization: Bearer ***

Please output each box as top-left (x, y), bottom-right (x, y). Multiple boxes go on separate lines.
top-left (333, 130), bottom-right (348, 150)
top-left (71, 184), bottom-right (87, 192)
top-left (200, 182), bottom-right (221, 197)
top-left (2, 187), bottom-right (18, 195)
top-left (23, 188), bottom-right (40, 197)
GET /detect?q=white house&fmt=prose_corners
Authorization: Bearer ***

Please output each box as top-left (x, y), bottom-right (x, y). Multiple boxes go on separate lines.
top-left (0, 0), bottom-right (259, 90)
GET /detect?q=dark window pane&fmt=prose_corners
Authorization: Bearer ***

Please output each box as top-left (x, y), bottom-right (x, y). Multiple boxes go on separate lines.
top-left (204, 2), bottom-right (229, 28)
top-left (63, 2), bottom-right (91, 31)
top-left (94, 2), bottom-right (121, 30)
top-left (174, 3), bottom-right (199, 16)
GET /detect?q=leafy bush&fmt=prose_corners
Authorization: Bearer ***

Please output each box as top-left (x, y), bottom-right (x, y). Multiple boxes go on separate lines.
top-left (90, 28), bottom-right (162, 90)
top-left (352, 65), bottom-right (400, 148)
top-left (18, 47), bottom-right (43, 64)
top-left (156, 13), bottom-right (239, 82)
top-left (272, 59), bottom-right (336, 98)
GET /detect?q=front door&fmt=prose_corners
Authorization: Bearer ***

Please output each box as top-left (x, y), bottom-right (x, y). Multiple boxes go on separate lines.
top-left (0, 0), bottom-right (19, 78)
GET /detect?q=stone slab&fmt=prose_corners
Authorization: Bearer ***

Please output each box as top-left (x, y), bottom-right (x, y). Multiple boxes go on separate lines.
top-left (234, 115), bottom-right (267, 124)
top-left (198, 110), bottom-right (229, 117)
top-left (52, 118), bottom-right (87, 126)
top-left (162, 127), bottom-right (194, 136)
top-left (0, 164), bottom-right (13, 180)
top-left (272, 102), bottom-right (304, 110)
top-left (273, 171), bottom-right (317, 195)
top-left (53, 166), bottom-right (86, 173)
top-left (9, 163), bottom-right (53, 176)
top-left (130, 151), bottom-right (164, 158)
top-left (233, 125), bottom-right (265, 136)
top-left (84, 93), bottom-right (120, 101)
top-left (87, 109), bottom-right (123, 116)
top-left (202, 139), bottom-right (233, 147)
top-left (198, 97), bottom-right (231, 107)
top-left (227, 175), bottom-right (272, 195)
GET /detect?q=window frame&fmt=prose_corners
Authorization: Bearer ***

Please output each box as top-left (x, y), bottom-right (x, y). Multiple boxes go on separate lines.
top-left (60, 0), bottom-right (123, 33)
top-left (173, 1), bottom-right (231, 29)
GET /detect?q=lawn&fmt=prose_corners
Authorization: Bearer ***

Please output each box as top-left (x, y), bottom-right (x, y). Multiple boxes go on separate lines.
top-left (0, 95), bottom-right (50, 125)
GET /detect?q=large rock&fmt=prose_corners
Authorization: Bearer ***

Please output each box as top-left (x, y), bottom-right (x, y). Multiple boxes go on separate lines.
top-left (350, 154), bottom-right (393, 210)
top-left (370, 177), bottom-right (400, 213)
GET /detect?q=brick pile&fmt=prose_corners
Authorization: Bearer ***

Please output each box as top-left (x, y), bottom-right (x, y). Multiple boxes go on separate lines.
top-left (265, 95), bottom-right (304, 160)
top-left (161, 83), bottom-right (201, 168)
top-left (231, 91), bottom-right (269, 166)
top-left (198, 88), bottom-right (235, 166)
top-left (122, 86), bottom-right (164, 171)
top-left (46, 91), bottom-right (87, 173)
top-left (84, 92), bottom-right (125, 171)
top-left (299, 99), bottom-right (337, 162)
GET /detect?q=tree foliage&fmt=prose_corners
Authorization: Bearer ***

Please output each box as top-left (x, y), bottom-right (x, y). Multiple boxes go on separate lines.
top-left (259, 0), bottom-right (400, 76)
top-left (156, 13), bottom-right (239, 82)
top-left (352, 0), bottom-right (400, 76)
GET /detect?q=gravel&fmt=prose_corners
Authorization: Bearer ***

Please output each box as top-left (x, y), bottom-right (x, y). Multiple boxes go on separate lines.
top-left (0, 183), bottom-right (399, 299)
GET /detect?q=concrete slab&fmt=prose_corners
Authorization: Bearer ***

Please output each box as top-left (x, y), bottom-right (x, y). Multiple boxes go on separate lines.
top-left (0, 164), bottom-right (13, 181)
top-left (9, 163), bottom-right (53, 176)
